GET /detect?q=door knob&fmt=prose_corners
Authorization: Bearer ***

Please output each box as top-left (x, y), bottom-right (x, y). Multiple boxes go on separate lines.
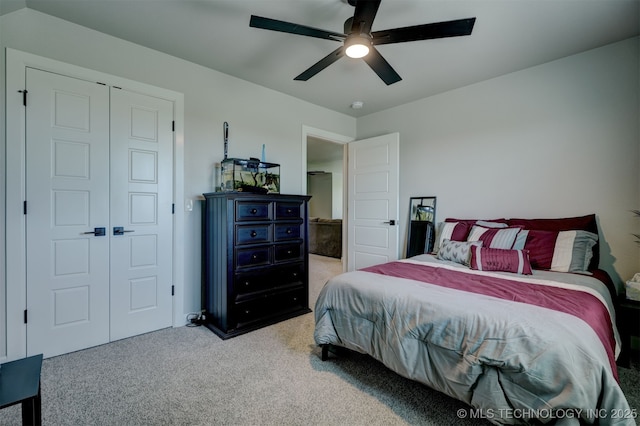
top-left (83, 227), bottom-right (106, 236)
top-left (113, 227), bottom-right (135, 236)
top-left (383, 220), bottom-right (396, 226)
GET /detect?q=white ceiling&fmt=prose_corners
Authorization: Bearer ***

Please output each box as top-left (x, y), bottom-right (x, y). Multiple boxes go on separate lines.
top-left (3, 0), bottom-right (639, 117)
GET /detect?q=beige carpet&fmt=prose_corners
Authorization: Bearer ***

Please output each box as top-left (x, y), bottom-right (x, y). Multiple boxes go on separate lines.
top-left (0, 254), bottom-right (637, 425)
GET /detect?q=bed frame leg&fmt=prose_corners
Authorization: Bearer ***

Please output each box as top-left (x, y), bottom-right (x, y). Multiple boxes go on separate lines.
top-left (321, 344), bottom-right (329, 361)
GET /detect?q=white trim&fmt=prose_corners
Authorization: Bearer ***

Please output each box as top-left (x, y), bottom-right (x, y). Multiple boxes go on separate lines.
top-left (5, 48), bottom-right (28, 361)
top-left (301, 125), bottom-right (353, 195)
top-left (301, 125), bottom-right (353, 273)
top-left (4, 48), bottom-right (185, 361)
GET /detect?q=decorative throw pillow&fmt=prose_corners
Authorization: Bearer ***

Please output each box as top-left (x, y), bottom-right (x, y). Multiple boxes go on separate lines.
top-left (506, 214), bottom-right (599, 270)
top-left (436, 239), bottom-right (482, 266)
top-left (475, 220), bottom-right (508, 229)
top-left (521, 229), bottom-right (598, 273)
top-left (469, 246), bottom-right (533, 275)
top-left (433, 221), bottom-right (472, 253)
top-left (466, 225), bottom-right (521, 249)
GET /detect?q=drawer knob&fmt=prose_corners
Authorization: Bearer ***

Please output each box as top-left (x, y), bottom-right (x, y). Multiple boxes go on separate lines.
top-left (287, 250), bottom-right (292, 255)
top-left (286, 228), bottom-right (292, 234)
top-left (245, 310), bottom-right (251, 315)
top-left (286, 208), bottom-right (292, 213)
top-left (252, 254), bottom-right (258, 260)
top-left (250, 208), bottom-right (257, 214)
top-left (244, 281), bottom-right (250, 286)
top-left (251, 230), bottom-right (257, 237)
top-left (292, 272), bottom-right (298, 278)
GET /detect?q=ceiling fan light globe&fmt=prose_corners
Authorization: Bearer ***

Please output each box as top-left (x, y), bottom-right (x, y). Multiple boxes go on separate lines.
top-left (345, 43), bottom-right (370, 58)
top-left (345, 34), bottom-right (371, 58)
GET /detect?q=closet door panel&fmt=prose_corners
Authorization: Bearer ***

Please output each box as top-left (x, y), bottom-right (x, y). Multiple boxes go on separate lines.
top-left (25, 68), bottom-right (110, 358)
top-left (109, 88), bottom-right (174, 341)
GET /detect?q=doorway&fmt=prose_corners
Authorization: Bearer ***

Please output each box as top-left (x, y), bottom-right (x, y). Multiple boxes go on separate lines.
top-left (303, 128), bottom-right (400, 273)
top-left (303, 128), bottom-right (351, 271)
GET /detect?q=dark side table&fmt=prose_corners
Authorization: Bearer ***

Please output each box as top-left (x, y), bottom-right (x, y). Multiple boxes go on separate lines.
top-left (617, 298), bottom-right (640, 368)
top-left (0, 354), bottom-right (43, 425)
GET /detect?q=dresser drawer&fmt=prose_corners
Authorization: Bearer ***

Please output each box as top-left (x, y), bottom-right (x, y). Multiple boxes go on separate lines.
top-left (236, 201), bottom-right (271, 221)
top-left (236, 246), bottom-right (270, 269)
top-left (275, 263), bottom-right (305, 286)
top-left (234, 270), bottom-right (276, 299)
top-left (236, 224), bottom-right (271, 245)
top-left (274, 223), bottom-right (301, 241)
top-left (275, 201), bottom-right (302, 219)
top-left (274, 243), bottom-right (303, 263)
top-left (234, 264), bottom-right (305, 301)
top-left (232, 288), bottom-right (306, 327)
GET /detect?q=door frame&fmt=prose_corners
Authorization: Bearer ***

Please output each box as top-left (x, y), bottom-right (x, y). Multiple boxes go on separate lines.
top-left (4, 48), bottom-right (185, 361)
top-left (301, 126), bottom-right (353, 272)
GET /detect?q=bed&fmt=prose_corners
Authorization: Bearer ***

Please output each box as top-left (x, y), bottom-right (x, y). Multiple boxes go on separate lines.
top-left (314, 215), bottom-right (634, 425)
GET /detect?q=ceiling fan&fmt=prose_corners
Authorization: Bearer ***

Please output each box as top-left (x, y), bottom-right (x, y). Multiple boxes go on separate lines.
top-left (249, 0), bottom-right (476, 85)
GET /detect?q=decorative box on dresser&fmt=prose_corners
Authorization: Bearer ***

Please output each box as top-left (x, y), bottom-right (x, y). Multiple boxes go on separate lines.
top-left (202, 192), bottom-right (312, 339)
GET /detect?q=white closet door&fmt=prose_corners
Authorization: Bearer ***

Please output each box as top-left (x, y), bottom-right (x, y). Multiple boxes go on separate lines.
top-left (109, 88), bottom-right (174, 341)
top-left (26, 68), bottom-right (111, 357)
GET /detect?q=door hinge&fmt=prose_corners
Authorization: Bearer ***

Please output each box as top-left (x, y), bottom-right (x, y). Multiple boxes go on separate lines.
top-left (23, 200), bottom-right (27, 214)
top-left (24, 309), bottom-right (28, 324)
top-left (18, 89), bottom-right (27, 106)
top-left (172, 203), bottom-right (175, 214)
top-left (171, 285), bottom-right (175, 296)
top-left (172, 121), bottom-right (175, 132)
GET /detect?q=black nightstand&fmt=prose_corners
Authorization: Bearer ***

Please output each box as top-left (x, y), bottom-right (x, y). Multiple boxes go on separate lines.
top-left (617, 297), bottom-right (640, 368)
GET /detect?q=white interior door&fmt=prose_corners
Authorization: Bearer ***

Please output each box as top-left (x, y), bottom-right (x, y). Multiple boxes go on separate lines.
top-left (109, 88), bottom-right (174, 341)
top-left (347, 133), bottom-right (400, 271)
top-left (24, 69), bottom-right (174, 357)
top-left (25, 68), bottom-right (111, 357)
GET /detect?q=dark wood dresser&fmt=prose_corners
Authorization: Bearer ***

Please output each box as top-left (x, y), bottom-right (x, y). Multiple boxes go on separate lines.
top-left (202, 192), bottom-right (312, 339)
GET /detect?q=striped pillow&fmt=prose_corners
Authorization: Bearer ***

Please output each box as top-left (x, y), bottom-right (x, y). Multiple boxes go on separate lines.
top-left (434, 221), bottom-right (471, 253)
top-left (520, 229), bottom-right (598, 272)
top-left (469, 246), bottom-right (533, 275)
top-left (467, 225), bottom-right (521, 249)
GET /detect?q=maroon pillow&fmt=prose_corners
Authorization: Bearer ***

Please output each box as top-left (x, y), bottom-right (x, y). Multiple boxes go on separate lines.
top-left (506, 214), bottom-right (598, 270)
top-left (521, 229), bottom-right (597, 272)
top-left (444, 218), bottom-right (507, 240)
top-left (438, 221), bottom-right (473, 241)
top-left (506, 214), bottom-right (597, 233)
top-left (469, 246), bottom-right (533, 275)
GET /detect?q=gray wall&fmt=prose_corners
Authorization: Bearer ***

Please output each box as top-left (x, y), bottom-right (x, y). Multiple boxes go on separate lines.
top-left (0, 8), bottom-right (356, 358)
top-left (307, 173), bottom-right (333, 219)
top-left (1, 7), bottom-right (638, 358)
top-left (358, 37), bottom-right (640, 286)
top-left (307, 158), bottom-right (344, 219)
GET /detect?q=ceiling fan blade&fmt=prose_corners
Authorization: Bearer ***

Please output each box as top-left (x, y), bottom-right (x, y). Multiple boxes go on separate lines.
top-left (372, 17), bottom-right (476, 45)
top-left (250, 15), bottom-right (345, 41)
top-left (351, 0), bottom-right (381, 34)
top-left (362, 46), bottom-right (401, 85)
top-left (294, 47), bottom-right (345, 81)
